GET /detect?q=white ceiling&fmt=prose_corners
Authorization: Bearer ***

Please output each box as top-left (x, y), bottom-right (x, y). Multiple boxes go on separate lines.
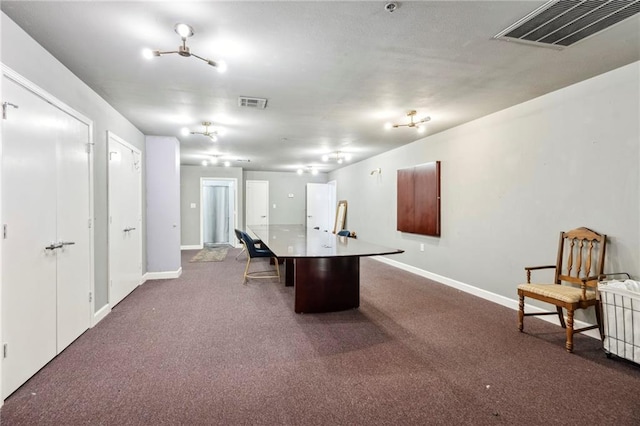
top-left (2, 1), bottom-right (639, 172)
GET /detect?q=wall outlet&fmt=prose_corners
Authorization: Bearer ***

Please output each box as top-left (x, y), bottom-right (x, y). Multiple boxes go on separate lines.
top-left (420, 243), bottom-right (425, 252)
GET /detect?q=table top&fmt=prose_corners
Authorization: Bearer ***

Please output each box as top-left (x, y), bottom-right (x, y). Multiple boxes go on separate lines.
top-left (249, 224), bottom-right (404, 258)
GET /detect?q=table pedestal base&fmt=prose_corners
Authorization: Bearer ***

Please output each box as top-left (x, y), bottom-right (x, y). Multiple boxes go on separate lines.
top-left (292, 257), bottom-right (360, 313)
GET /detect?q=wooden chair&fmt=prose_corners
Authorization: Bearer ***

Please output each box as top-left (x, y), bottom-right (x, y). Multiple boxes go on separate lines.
top-left (517, 227), bottom-right (606, 352)
top-left (237, 230), bottom-right (280, 284)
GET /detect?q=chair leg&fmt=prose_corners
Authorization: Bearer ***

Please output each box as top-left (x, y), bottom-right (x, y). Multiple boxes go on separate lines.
top-left (595, 302), bottom-right (604, 340)
top-left (271, 257), bottom-right (280, 282)
top-left (235, 244), bottom-right (246, 260)
top-left (556, 306), bottom-right (566, 328)
top-left (243, 256), bottom-right (251, 284)
top-left (565, 309), bottom-right (574, 353)
top-left (518, 295), bottom-right (525, 332)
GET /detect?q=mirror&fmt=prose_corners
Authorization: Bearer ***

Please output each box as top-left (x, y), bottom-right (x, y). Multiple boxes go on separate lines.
top-left (333, 200), bottom-right (347, 234)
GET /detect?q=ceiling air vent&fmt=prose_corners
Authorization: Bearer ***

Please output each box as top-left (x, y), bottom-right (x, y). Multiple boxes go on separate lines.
top-left (238, 96), bottom-right (268, 109)
top-left (494, 0), bottom-right (640, 48)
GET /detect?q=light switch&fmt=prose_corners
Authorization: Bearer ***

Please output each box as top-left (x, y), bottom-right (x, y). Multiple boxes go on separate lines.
top-left (288, 193), bottom-right (294, 198)
top-left (190, 203), bottom-right (196, 208)
top-left (273, 203), bottom-right (277, 209)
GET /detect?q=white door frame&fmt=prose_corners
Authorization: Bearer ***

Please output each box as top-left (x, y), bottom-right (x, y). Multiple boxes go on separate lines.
top-left (199, 177), bottom-right (238, 248)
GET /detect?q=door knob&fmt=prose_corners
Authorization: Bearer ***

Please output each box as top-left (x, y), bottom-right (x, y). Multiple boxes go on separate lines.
top-left (123, 227), bottom-right (136, 232)
top-left (59, 241), bottom-right (76, 246)
top-left (45, 242), bottom-right (63, 250)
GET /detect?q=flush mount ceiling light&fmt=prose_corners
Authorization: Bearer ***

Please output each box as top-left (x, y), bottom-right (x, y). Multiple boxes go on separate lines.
top-left (385, 110), bottom-right (431, 133)
top-left (187, 121), bottom-right (218, 142)
top-left (297, 166), bottom-right (319, 175)
top-left (143, 23), bottom-right (227, 73)
top-left (322, 151), bottom-right (352, 164)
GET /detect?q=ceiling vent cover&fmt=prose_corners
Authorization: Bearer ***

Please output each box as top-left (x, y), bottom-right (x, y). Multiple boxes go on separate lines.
top-left (494, 0), bottom-right (640, 48)
top-left (238, 96), bottom-right (268, 109)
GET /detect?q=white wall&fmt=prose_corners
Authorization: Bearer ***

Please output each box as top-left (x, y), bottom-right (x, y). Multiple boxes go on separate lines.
top-left (330, 62), bottom-right (640, 306)
top-left (1, 12), bottom-right (146, 312)
top-left (244, 171), bottom-right (329, 226)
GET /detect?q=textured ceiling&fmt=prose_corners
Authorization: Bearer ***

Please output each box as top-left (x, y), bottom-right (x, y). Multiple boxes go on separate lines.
top-left (2, 1), bottom-right (639, 172)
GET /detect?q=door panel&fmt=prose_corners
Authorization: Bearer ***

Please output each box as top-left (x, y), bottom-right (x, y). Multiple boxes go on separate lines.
top-left (246, 180), bottom-right (268, 226)
top-left (306, 183), bottom-right (331, 231)
top-left (108, 133), bottom-right (142, 307)
top-left (2, 77), bottom-right (59, 398)
top-left (56, 111), bottom-right (92, 351)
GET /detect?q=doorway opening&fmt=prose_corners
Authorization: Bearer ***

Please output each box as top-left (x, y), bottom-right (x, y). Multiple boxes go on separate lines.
top-left (200, 178), bottom-right (237, 248)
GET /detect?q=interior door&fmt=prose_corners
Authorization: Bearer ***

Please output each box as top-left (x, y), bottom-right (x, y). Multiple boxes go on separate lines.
top-left (2, 76), bottom-right (58, 398)
top-left (306, 183), bottom-right (331, 231)
top-left (108, 132), bottom-right (142, 307)
top-left (246, 180), bottom-right (269, 226)
top-left (2, 74), bottom-right (92, 398)
top-left (55, 102), bottom-right (92, 352)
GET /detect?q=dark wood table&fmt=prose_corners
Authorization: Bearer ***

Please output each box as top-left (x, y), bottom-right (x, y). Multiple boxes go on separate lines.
top-left (249, 225), bottom-right (404, 313)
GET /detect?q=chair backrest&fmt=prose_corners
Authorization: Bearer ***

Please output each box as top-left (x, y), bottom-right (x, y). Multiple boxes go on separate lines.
top-left (238, 230), bottom-right (260, 258)
top-left (555, 227), bottom-right (606, 288)
top-left (234, 228), bottom-right (244, 244)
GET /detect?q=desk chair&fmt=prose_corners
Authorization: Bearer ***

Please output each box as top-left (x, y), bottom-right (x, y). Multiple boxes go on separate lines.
top-left (237, 230), bottom-right (280, 284)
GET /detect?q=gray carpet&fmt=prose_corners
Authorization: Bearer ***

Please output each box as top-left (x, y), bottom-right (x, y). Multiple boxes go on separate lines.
top-left (1, 249), bottom-right (639, 425)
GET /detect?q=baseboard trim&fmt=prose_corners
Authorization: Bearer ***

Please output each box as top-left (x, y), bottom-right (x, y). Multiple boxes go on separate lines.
top-left (144, 267), bottom-right (183, 280)
top-left (181, 245), bottom-right (202, 250)
top-left (92, 303), bottom-right (110, 327)
top-left (374, 256), bottom-right (600, 339)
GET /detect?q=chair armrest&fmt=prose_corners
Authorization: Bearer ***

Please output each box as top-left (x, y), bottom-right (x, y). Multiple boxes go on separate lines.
top-left (524, 265), bottom-right (555, 283)
top-left (598, 272), bottom-right (631, 280)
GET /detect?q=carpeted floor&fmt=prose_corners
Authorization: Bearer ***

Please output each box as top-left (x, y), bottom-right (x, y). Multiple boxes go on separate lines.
top-left (1, 249), bottom-right (638, 425)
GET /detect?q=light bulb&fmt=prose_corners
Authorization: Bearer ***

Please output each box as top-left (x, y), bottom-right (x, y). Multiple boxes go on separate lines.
top-left (344, 154), bottom-right (352, 161)
top-left (216, 61), bottom-right (228, 74)
top-left (181, 127), bottom-right (190, 136)
top-left (142, 48), bottom-right (154, 59)
top-left (175, 23), bottom-right (193, 39)
top-left (384, 122), bottom-right (392, 130)
top-left (211, 157), bottom-right (218, 164)
top-left (224, 161), bottom-right (231, 167)
top-left (417, 125), bottom-right (426, 134)
top-left (338, 158), bottom-right (343, 164)
top-left (201, 160), bottom-right (208, 166)
top-left (297, 169), bottom-right (303, 175)
top-left (322, 155), bottom-right (329, 162)
top-left (311, 169), bottom-right (318, 175)
top-left (210, 135), bottom-right (218, 142)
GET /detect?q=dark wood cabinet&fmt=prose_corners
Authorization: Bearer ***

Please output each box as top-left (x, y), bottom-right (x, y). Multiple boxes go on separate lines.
top-left (397, 161), bottom-right (441, 236)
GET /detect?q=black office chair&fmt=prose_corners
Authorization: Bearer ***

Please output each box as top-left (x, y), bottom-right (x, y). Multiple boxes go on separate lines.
top-left (234, 228), bottom-right (262, 260)
top-left (337, 230), bottom-right (350, 237)
top-left (238, 230), bottom-right (280, 284)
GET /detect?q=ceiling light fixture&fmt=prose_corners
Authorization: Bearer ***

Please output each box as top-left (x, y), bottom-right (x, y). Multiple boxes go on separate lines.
top-left (297, 166), bottom-right (319, 175)
top-left (385, 110), bottom-right (430, 132)
top-left (189, 121), bottom-right (218, 142)
top-left (322, 151), bottom-right (352, 164)
top-left (144, 23), bottom-right (227, 73)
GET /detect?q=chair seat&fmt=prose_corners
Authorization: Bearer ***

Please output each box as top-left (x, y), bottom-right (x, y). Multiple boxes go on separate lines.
top-left (518, 283), bottom-right (596, 303)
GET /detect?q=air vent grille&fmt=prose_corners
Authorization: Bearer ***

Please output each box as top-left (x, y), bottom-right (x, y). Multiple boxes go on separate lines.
top-left (495, 0), bottom-right (640, 48)
top-left (238, 96), bottom-right (268, 109)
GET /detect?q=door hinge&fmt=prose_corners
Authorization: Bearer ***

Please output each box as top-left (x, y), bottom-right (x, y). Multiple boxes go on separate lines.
top-left (86, 142), bottom-right (95, 154)
top-left (2, 102), bottom-right (19, 119)
top-left (88, 218), bottom-right (92, 228)
top-left (3, 224), bottom-right (7, 239)
top-left (3, 343), bottom-right (7, 359)
top-left (89, 292), bottom-right (93, 303)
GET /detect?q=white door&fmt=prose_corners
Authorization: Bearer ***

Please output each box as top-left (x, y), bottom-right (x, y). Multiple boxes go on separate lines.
top-left (246, 180), bottom-right (269, 226)
top-left (55, 97), bottom-right (92, 352)
top-left (306, 183), bottom-right (331, 231)
top-left (108, 132), bottom-right (142, 307)
top-left (1, 75), bottom-right (92, 398)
